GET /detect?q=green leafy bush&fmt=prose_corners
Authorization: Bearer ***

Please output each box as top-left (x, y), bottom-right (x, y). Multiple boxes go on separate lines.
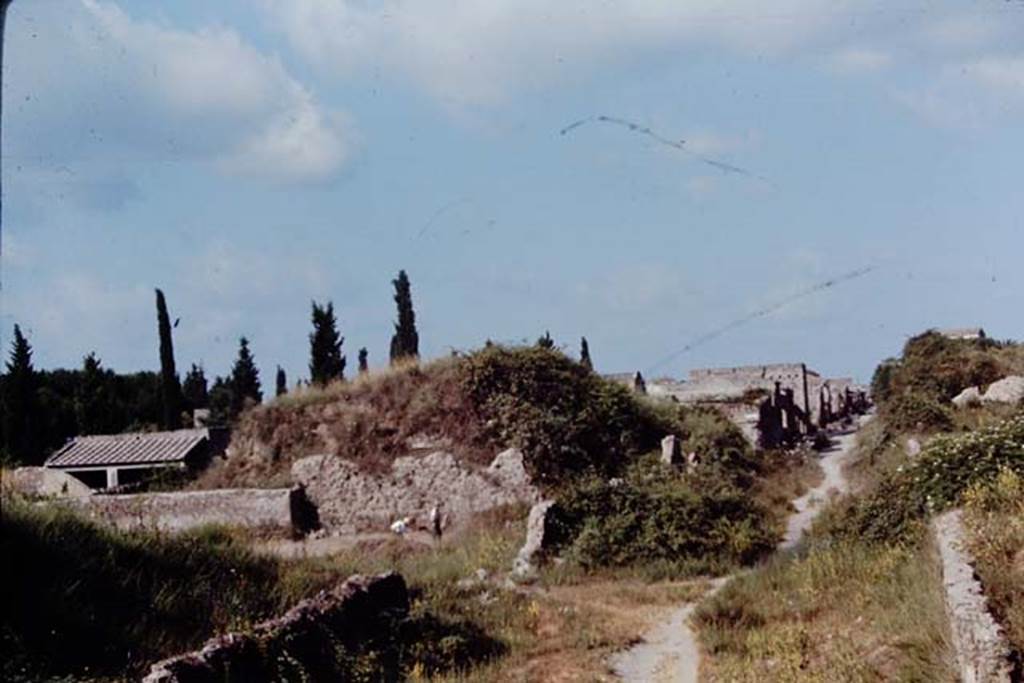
top-left (830, 413), bottom-right (1024, 543)
top-left (882, 391), bottom-right (954, 432)
top-left (547, 457), bottom-right (777, 573)
top-left (872, 331), bottom-right (1020, 434)
top-left (459, 346), bottom-right (679, 487)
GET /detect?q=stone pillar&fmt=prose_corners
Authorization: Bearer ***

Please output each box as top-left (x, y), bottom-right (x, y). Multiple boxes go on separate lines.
top-left (660, 435), bottom-right (682, 466)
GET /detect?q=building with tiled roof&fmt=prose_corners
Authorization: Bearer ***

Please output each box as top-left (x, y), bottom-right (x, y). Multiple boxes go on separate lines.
top-left (45, 427), bottom-right (228, 490)
top-left (938, 327), bottom-right (986, 341)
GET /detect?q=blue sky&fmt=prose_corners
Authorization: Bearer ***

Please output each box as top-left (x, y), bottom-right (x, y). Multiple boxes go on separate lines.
top-left (2, 0), bottom-right (1022, 386)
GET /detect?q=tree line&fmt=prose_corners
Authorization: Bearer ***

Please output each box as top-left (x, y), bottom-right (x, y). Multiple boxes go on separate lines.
top-left (0, 270), bottom-right (421, 465)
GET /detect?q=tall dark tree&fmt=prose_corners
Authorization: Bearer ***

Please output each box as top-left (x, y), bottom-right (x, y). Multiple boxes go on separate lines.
top-left (580, 337), bottom-right (593, 371)
top-left (275, 366), bottom-right (287, 397)
top-left (75, 352), bottom-right (116, 435)
top-left (230, 337), bottom-right (262, 417)
top-left (389, 270), bottom-right (419, 364)
top-left (182, 363), bottom-right (209, 410)
top-left (537, 331), bottom-right (554, 350)
top-left (358, 348), bottom-right (369, 375)
top-left (2, 324), bottom-right (40, 464)
top-left (309, 301), bottom-right (345, 385)
top-left (155, 288), bottom-right (183, 430)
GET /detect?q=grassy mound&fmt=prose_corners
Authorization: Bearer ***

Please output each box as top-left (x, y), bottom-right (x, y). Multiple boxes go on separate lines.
top-left (206, 346), bottom-right (734, 490)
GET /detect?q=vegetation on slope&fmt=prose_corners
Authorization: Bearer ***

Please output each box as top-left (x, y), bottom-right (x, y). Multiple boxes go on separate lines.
top-left (696, 538), bottom-right (956, 681)
top-left (962, 468), bottom-right (1024, 664)
top-left (870, 331), bottom-right (1024, 432)
top-left (830, 413), bottom-right (1024, 544)
top-left (1, 500), bottom-right (283, 680)
top-left (205, 345), bottom-right (741, 490)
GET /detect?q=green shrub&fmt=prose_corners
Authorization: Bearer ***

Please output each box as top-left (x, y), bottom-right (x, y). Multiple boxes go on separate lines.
top-left (459, 346), bottom-right (679, 487)
top-left (547, 457), bottom-right (776, 573)
top-left (872, 332), bottom-right (1018, 435)
top-left (830, 413), bottom-right (1024, 544)
top-left (882, 391), bottom-right (954, 432)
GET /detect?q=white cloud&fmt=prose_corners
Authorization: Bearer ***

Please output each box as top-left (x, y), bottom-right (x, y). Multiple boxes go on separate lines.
top-left (7, 1), bottom-right (353, 184)
top-left (829, 47), bottom-right (891, 74)
top-left (265, 0), bottom-right (855, 106)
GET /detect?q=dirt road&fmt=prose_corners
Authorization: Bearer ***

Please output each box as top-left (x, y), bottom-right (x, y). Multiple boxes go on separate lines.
top-left (610, 421), bottom-right (864, 682)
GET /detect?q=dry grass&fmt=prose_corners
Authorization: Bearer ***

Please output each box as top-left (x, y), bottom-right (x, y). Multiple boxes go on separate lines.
top-left (695, 537), bottom-right (957, 682)
top-left (962, 468), bottom-right (1024, 663)
top-left (750, 447), bottom-right (825, 534)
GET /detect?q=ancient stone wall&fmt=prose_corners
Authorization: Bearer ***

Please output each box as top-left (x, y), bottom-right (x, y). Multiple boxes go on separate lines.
top-left (932, 510), bottom-right (1015, 682)
top-left (65, 488), bottom-right (304, 534)
top-left (688, 363), bottom-right (810, 385)
top-left (293, 448), bottom-right (541, 534)
top-left (144, 573), bottom-right (409, 683)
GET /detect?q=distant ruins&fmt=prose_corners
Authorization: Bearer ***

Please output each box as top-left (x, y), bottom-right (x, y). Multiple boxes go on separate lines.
top-left (612, 362), bottom-right (869, 449)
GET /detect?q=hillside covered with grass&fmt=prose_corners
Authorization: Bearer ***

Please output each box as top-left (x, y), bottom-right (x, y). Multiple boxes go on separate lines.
top-left (201, 345), bottom-right (748, 491)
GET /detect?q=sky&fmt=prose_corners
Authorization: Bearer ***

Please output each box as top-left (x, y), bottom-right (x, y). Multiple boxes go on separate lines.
top-left (2, 0), bottom-right (1022, 387)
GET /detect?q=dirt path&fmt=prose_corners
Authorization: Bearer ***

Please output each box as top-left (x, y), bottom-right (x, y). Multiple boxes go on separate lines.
top-left (779, 426), bottom-right (860, 551)
top-left (611, 421), bottom-right (865, 682)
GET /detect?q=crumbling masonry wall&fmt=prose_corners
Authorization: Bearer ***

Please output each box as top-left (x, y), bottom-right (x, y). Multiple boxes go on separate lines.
top-left (292, 448), bottom-right (541, 534)
top-left (65, 487), bottom-right (307, 534)
top-left (144, 573), bottom-right (410, 683)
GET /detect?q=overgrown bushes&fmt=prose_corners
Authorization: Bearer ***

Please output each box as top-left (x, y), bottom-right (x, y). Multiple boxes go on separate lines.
top-left (828, 413), bottom-right (1024, 544)
top-left (546, 457), bottom-right (777, 574)
top-left (871, 331), bottom-right (1022, 433)
top-left (460, 345), bottom-right (679, 486)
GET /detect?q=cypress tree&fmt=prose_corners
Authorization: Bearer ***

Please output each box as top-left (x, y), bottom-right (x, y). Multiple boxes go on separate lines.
top-left (155, 288), bottom-right (183, 430)
top-left (2, 324), bottom-right (40, 464)
top-left (309, 301), bottom-right (345, 385)
top-left (275, 366), bottom-right (287, 397)
top-left (230, 337), bottom-right (262, 417)
top-left (537, 331), bottom-right (554, 350)
top-left (389, 270), bottom-right (419, 364)
top-left (580, 337), bottom-right (593, 370)
top-left (358, 348), bottom-right (369, 375)
top-left (182, 363), bottom-right (209, 410)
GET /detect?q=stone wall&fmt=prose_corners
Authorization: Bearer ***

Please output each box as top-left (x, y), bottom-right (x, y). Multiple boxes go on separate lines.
top-left (932, 510), bottom-right (1015, 682)
top-left (66, 488), bottom-right (305, 534)
top-left (5, 467), bottom-right (93, 499)
top-left (144, 573), bottom-right (409, 683)
top-left (293, 448), bottom-right (541, 534)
